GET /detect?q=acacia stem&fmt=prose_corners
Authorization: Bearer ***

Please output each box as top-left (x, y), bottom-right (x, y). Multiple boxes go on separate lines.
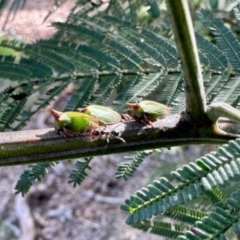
top-left (0, 115), bottom-right (237, 166)
top-left (166, 0), bottom-right (207, 121)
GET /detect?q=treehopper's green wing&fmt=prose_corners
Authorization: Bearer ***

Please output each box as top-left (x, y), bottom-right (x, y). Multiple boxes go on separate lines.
top-left (78, 105), bottom-right (122, 125)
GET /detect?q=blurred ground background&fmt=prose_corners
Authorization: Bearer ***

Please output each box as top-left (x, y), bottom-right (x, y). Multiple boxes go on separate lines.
top-left (0, 0), bottom-right (75, 41)
top-left (0, 1), bottom-right (216, 239)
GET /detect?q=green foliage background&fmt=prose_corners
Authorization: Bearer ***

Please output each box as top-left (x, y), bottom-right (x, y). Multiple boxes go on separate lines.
top-left (2, 0), bottom-right (240, 239)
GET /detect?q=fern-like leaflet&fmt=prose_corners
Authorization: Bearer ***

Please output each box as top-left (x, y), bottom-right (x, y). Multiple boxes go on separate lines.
top-left (115, 150), bottom-right (154, 180)
top-left (68, 158), bottom-right (92, 187)
top-left (15, 162), bottom-right (57, 196)
top-left (179, 206), bottom-right (236, 239)
top-left (130, 220), bottom-right (182, 239)
top-left (121, 138), bottom-right (240, 225)
top-left (205, 187), bottom-right (228, 209)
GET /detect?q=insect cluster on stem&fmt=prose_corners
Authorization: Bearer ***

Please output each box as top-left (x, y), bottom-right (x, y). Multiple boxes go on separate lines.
top-left (51, 100), bottom-right (170, 143)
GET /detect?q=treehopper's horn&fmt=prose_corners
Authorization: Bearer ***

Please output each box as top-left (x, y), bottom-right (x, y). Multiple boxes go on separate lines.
top-left (76, 107), bottom-right (86, 112)
top-left (51, 109), bottom-right (62, 120)
top-left (127, 103), bottom-right (138, 110)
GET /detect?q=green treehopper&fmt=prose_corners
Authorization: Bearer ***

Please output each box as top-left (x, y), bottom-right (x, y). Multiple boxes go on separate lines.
top-left (126, 100), bottom-right (170, 125)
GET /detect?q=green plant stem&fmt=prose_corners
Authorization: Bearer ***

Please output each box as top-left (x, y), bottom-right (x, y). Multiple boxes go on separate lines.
top-left (166, 0), bottom-right (207, 121)
top-left (0, 115), bottom-right (238, 166)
